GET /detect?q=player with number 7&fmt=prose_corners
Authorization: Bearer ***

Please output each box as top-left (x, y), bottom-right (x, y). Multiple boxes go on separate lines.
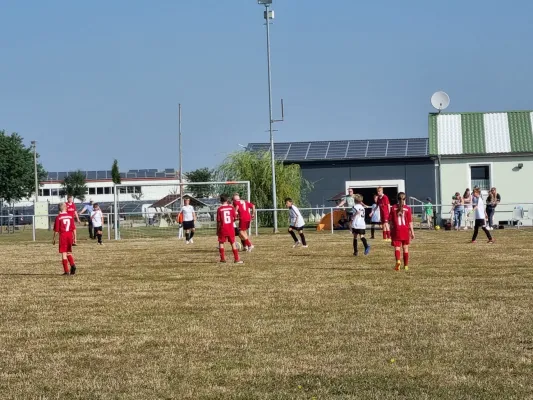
top-left (53, 203), bottom-right (78, 275)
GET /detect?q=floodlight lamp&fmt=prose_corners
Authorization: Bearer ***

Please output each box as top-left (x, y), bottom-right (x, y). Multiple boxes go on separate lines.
top-left (258, 0), bottom-right (272, 5)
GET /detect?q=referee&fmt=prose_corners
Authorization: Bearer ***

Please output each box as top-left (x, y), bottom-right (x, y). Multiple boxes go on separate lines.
top-left (80, 199), bottom-right (95, 239)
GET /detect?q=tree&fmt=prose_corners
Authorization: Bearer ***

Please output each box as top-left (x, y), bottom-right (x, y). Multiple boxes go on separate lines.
top-left (111, 159), bottom-right (121, 185)
top-left (0, 130), bottom-right (47, 204)
top-left (184, 167), bottom-right (214, 198)
top-left (217, 151), bottom-right (312, 227)
top-left (61, 170), bottom-right (88, 201)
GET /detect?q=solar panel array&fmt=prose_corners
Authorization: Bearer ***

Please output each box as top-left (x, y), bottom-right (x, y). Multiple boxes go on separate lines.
top-left (247, 138), bottom-right (428, 161)
top-left (45, 169), bottom-right (178, 181)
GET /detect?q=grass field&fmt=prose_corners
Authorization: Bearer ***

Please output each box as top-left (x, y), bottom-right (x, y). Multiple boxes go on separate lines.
top-left (1, 229), bottom-right (533, 399)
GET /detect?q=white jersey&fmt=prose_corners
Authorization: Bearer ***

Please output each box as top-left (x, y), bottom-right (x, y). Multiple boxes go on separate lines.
top-left (474, 196), bottom-right (485, 220)
top-left (91, 210), bottom-right (103, 227)
top-left (289, 205), bottom-right (305, 228)
top-left (351, 204), bottom-right (366, 230)
top-left (181, 205), bottom-right (195, 222)
top-left (370, 204), bottom-right (380, 223)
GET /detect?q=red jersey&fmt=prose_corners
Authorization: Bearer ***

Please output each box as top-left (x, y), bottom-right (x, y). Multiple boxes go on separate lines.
top-left (377, 194), bottom-right (391, 218)
top-left (217, 204), bottom-right (236, 237)
top-left (388, 205), bottom-right (412, 241)
top-left (66, 202), bottom-right (77, 218)
top-left (54, 212), bottom-right (76, 235)
top-left (233, 200), bottom-right (254, 222)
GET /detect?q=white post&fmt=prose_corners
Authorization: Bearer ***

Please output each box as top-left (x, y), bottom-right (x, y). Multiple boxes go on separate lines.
top-left (32, 215), bottom-right (36, 242)
top-left (255, 210), bottom-right (259, 236)
top-left (107, 214), bottom-right (111, 240)
top-left (330, 208), bottom-right (334, 234)
top-left (113, 185), bottom-right (119, 240)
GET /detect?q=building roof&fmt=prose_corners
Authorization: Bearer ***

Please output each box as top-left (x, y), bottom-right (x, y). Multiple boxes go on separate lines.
top-left (429, 111), bottom-right (533, 156)
top-left (150, 194), bottom-right (208, 209)
top-left (44, 169), bottom-right (179, 182)
top-left (247, 138), bottom-right (429, 162)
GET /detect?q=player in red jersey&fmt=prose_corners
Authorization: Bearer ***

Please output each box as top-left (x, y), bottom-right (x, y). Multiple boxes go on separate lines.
top-left (388, 192), bottom-right (415, 271)
top-left (66, 195), bottom-right (81, 245)
top-left (53, 203), bottom-right (78, 275)
top-left (377, 186), bottom-right (391, 241)
top-left (233, 193), bottom-right (255, 252)
top-left (217, 195), bottom-right (243, 264)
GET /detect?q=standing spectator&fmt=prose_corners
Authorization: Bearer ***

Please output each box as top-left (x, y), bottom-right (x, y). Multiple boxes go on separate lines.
top-left (424, 197), bottom-right (434, 229)
top-left (337, 188), bottom-right (355, 225)
top-left (463, 189), bottom-right (472, 230)
top-left (486, 187), bottom-right (501, 230)
top-left (80, 199), bottom-right (95, 239)
top-left (451, 192), bottom-right (464, 230)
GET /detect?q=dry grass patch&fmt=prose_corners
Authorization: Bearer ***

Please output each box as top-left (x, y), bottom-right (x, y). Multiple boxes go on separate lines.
top-left (1, 229), bottom-right (533, 399)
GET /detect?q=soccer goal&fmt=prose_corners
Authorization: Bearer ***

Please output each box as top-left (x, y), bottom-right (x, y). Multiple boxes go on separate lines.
top-left (112, 181), bottom-right (250, 240)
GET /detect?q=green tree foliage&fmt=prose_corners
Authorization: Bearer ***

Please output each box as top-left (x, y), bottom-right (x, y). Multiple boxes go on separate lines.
top-left (111, 159), bottom-right (121, 185)
top-left (184, 167), bottom-right (214, 198)
top-left (217, 151), bottom-right (312, 227)
top-left (0, 130), bottom-right (47, 204)
top-left (61, 170), bottom-right (88, 201)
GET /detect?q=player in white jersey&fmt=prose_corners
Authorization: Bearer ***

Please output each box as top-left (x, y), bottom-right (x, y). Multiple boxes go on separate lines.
top-left (351, 194), bottom-right (370, 256)
top-left (180, 198), bottom-right (196, 244)
top-left (90, 203), bottom-right (104, 245)
top-left (285, 198), bottom-right (307, 248)
top-left (471, 188), bottom-right (493, 244)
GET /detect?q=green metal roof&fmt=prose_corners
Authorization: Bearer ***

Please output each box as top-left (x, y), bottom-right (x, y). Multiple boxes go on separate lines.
top-left (429, 111), bottom-right (533, 156)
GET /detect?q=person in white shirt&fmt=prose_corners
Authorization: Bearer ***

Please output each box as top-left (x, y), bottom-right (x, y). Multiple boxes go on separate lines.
top-left (90, 203), bottom-right (104, 245)
top-left (180, 198), bottom-right (197, 244)
top-left (369, 194), bottom-right (381, 239)
top-left (351, 194), bottom-right (371, 256)
top-left (471, 188), bottom-right (493, 244)
top-left (285, 198), bottom-right (307, 248)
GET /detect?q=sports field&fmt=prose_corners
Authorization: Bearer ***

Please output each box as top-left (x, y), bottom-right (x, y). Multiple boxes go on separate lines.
top-left (1, 229), bottom-right (533, 399)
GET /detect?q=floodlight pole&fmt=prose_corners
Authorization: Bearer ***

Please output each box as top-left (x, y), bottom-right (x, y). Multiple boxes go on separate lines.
top-left (31, 141), bottom-right (38, 202)
top-left (263, 1), bottom-right (278, 233)
top-left (179, 104), bottom-right (183, 210)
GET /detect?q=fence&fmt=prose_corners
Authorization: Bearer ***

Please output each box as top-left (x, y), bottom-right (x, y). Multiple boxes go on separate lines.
top-left (1, 204), bottom-right (532, 242)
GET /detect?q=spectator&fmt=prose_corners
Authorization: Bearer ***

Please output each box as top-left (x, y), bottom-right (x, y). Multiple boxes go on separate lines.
top-left (337, 188), bottom-right (355, 223)
top-left (424, 197), bottom-right (433, 229)
top-left (486, 187), bottom-right (501, 229)
top-left (80, 199), bottom-right (95, 239)
top-left (463, 189), bottom-right (472, 230)
top-left (452, 192), bottom-right (464, 230)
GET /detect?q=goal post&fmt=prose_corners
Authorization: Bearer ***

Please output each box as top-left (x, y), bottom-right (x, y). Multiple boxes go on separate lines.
top-left (113, 181), bottom-right (250, 240)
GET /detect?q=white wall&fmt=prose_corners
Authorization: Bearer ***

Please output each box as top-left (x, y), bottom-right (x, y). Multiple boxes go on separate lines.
top-left (439, 155), bottom-right (533, 224)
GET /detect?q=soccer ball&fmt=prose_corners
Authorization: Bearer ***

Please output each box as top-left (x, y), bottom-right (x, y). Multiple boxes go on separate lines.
top-left (235, 242), bottom-right (243, 251)
top-left (435, 226), bottom-right (441, 230)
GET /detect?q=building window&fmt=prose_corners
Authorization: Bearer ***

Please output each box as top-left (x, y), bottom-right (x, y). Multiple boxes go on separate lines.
top-left (135, 186), bottom-right (142, 194)
top-left (104, 187), bottom-right (112, 194)
top-left (127, 186), bottom-right (135, 194)
top-left (470, 165), bottom-right (490, 191)
top-left (119, 187), bottom-right (127, 194)
top-left (97, 187), bottom-right (104, 195)
top-left (51, 189), bottom-right (59, 196)
top-left (89, 188), bottom-right (96, 195)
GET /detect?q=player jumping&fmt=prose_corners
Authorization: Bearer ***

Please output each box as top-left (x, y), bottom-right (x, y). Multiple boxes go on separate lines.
top-left (53, 203), bottom-right (78, 275)
top-left (389, 192), bottom-right (415, 271)
top-left (217, 195), bottom-right (243, 264)
top-left (233, 193), bottom-right (255, 252)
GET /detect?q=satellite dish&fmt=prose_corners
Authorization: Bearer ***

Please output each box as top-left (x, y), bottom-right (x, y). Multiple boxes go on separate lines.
top-left (431, 91), bottom-right (450, 112)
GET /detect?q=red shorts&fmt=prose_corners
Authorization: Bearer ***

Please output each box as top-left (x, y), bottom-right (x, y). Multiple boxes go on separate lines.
top-left (381, 213), bottom-right (390, 224)
top-left (218, 235), bottom-right (235, 244)
top-left (239, 220), bottom-right (251, 231)
top-left (58, 233), bottom-right (74, 253)
top-left (391, 239), bottom-right (410, 247)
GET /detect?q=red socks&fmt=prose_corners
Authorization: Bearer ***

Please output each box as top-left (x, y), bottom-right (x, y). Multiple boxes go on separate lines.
top-left (387, 231), bottom-right (391, 239)
top-left (403, 252), bottom-right (409, 266)
top-left (67, 255), bottom-right (75, 266)
top-left (62, 259), bottom-right (69, 274)
top-left (395, 250), bottom-right (401, 261)
top-left (383, 231), bottom-right (387, 239)
top-left (219, 248), bottom-right (225, 261)
top-left (232, 249), bottom-right (240, 261)
top-left (245, 239), bottom-right (252, 247)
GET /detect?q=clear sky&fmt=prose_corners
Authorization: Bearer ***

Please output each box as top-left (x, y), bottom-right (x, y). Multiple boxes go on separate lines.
top-left (1, 0), bottom-right (532, 174)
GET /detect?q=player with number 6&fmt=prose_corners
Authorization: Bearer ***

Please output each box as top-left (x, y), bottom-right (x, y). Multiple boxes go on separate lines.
top-left (53, 203), bottom-right (78, 275)
top-left (216, 195), bottom-right (243, 264)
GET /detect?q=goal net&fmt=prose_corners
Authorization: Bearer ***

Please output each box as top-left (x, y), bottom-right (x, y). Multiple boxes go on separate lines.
top-left (113, 181), bottom-right (250, 240)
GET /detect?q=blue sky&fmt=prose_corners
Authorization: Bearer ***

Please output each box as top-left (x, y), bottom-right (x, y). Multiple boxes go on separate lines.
top-left (1, 0), bottom-right (532, 173)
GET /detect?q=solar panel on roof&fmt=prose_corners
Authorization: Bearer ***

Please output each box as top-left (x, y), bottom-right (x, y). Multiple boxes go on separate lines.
top-left (165, 168), bottom-right (174, 173)
top-left (127, 173), bottom-right (136, 178)
top-left (119, 173), bottom-right (126, 178)
top-left (273, 143), bottom-right (290, 160)
top-left (406, 139), bottom-right (428, 156)
top-left (156, 172), bottom-right (165, 178)
top-left (86, 171), bottom-right (96, 180)
top-left (47, 172), bottom-right (58, 180)
top-left (366, 141), bottom-right (387, 158)
top-left (385, 140), bottom-right (408, 157)
top-left (326, 141), bottom-right (349, 159)
top-left (286, 142), bottom-right (310, 160)
top-left (148, 169), bottom-right (157, 173)
top-left (306, 142), bottom-right (329, 159)
top-left (57, 172), bottom-right (67, 180)
top-left (146, 172), bottom-right (156, 178)
top-left (345, 141), bottom-right (368, 158)
top-left (96, 170), bottom-right (107, 179)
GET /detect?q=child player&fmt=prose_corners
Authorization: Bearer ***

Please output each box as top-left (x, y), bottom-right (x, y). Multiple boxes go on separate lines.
top-left (217, 195), bottom-right (243, 264)
top-left (233, 193), bottom-right (255, 252)
top-left (91, 203), bottom-right (104, 245)
top-left (369, 194), bottom-right (381, 239)
top-left (471, 188), bottom-right (494, 244)
top-left (66, 195), bottom-right (81, 245)
top-left (53, 203), bottom-right (77, 275)
top-left (389, 192), bottom-right (415, 271)
top-left (181, 197), bottom-right (196, 244)
top-left (377, 187), bottom-right (391, 241)
top-left (351, 194), bottom-right (371, 256)
top-left (285, 198), bottom-right (308, 248)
